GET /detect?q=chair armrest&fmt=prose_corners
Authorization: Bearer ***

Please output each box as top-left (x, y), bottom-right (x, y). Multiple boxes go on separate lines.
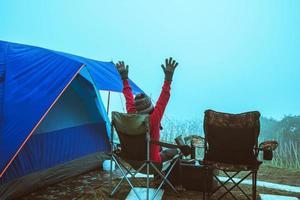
top-left (150, 140), bottom-right (180, 149)
top-left (151, 140), bottom-right (193, 156)
top-left (258, 140), bottom-right (278, 151)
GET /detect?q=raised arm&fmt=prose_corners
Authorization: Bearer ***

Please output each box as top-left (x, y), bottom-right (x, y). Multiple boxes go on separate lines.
top-left (116, 61), bottom-right (137, 113)
top-left (151, 57), bottom-right (178, 122)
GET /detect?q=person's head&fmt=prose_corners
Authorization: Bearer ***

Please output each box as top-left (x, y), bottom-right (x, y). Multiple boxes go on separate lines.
top-left (134, 93), bottom-right (154, 114)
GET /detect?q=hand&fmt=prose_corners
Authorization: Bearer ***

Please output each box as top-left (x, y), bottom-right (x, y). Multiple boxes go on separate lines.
top-left (161, 57), bottom-right (178, 81)
top-left (115, 61), bottom-right (129, 80)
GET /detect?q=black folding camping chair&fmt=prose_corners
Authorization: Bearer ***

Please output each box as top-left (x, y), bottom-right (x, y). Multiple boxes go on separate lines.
top-left (202, 109), bottom-right (278, 200)
top-left (109, 111), bottom-right (182, 200)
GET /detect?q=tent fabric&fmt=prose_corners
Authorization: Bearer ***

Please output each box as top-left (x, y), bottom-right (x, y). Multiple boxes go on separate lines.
top-left (0, 40), bottom-right (143, 178)
top-left (1, 122), bottom-right (108, 184)
top-left (0, 43), bottom-right (6, 126)
top-left (0, 41), bottom-right (84, 177)
top-left (34, 74), bottom-right (105, 133)
top-left (1, 71), bottom-right (110, 199)
top-left (55, 51), bottom-right (143, 94)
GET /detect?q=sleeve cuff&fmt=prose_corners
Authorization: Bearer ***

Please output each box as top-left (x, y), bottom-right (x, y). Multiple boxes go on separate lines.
top-left (164, 80), bottom-right (171, 86)
top-left (123, 79), bottom-right (130, 86)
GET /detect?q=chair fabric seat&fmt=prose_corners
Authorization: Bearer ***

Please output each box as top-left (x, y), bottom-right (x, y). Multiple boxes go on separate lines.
top-left (203, 110), bottom-right (263, 200)
top-left (203, 160), bottom-right (262, 171)
top-left (204, 149), bottom-right (258, 165)
top-left (116, 150), bottom-right (173, 173)
top-left (110, 112), bottom-right (181, 199)
top-left (204, 110), bottom-right (260, 165)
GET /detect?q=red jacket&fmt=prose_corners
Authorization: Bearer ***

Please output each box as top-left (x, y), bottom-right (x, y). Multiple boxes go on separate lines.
top-left (122, 79), bottom-right (171, 162)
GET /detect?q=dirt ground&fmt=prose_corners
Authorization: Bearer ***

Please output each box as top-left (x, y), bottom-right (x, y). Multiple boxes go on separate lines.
top-left (19, 163), bottom-right (300, 200)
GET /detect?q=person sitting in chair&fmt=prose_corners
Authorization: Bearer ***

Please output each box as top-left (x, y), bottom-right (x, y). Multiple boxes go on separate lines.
top-left (115, 57), bottom-right (178, 162)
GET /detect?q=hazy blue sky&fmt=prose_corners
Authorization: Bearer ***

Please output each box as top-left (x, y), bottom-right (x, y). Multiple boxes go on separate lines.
top-left (1, 0), bottom-right (299, 120)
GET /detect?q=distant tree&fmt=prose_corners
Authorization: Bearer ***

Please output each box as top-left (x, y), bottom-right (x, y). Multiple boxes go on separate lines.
top-left (260, 115), bottom-right (300, 142)
top-left (260, 117), bottom-right (279, 140)
top-left (277, 115), bottom-right (300, 142)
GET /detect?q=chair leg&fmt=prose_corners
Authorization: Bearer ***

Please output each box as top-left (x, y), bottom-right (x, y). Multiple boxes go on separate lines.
top-left (211, 171), bottom-right (240, 200)
top-left (110, 156), bottom-right (113, 192)
top-left (118, 161), bottom-right (146, 187)
top-left (111, 175), bottom-right (127, 197)
top-left (149, 160), bottom-right (179, 200)
top-left (203, 165), bottom-right (207, 200)
top-left (111, 162), bottom-right (139, 197)
top-left (252, 170), bottom-right (257, 200)
top-left (216, 171), bottom-right (250, 200)
top-left (210, 171), bottom-right (239, 195)
top-left (110, 157), bottom-right (131, 197)
top-left (111, 156), bottom-right (142, 200)
top-left (224, 171), bottom-right (252, 200)
top-left (147, 161), bottom-right (150, 200)
top-left (150, 161), bottom-right (179, 195)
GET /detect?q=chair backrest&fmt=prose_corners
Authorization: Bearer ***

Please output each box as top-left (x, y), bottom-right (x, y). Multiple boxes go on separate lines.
top-left (203, 109), bottom-right (260, 165)
top-left (111, 111), bottom-right (150, 161)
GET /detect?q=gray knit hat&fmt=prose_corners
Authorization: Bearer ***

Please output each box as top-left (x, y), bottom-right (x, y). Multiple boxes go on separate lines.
top-left (134, 93), bottom-right (154, 114)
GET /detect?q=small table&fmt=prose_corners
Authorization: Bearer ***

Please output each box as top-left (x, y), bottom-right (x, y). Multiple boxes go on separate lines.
top-left (180, 159), bottom-right (214, 192)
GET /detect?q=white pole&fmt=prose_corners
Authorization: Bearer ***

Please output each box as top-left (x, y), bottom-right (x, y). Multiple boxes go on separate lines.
top-left (107, 91), bottom-right (111, 115)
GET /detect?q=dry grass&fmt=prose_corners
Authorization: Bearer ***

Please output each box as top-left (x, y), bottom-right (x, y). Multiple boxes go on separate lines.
top-left (20, 163), bottom-right (300, 200)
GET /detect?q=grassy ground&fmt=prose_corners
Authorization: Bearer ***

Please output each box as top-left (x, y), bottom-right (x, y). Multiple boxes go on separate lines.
top-left (20, 163), bottom-right (300, 200)
top-left (256, 164), bottom-right (300, 187)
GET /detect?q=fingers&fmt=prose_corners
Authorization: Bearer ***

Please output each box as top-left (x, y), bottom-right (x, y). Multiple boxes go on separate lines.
top-left (166, 57), bottom-right (173, 65)
top-left (165, 57), bottom-right (178, 68)
top-left (161, 64), bottom-right (166, 71)
top-left (165, 58), bottom-right (168, 66)
top-left (116, 61), bottom-right (126, 69)
top-left (174, 62), bottom-right (178, 68)
top-left (172, 59), bottom-right (176, 66)
top-left (115, 61), bottom-right (129, 79)
top-left (116, 61), bottom-right (122, 68)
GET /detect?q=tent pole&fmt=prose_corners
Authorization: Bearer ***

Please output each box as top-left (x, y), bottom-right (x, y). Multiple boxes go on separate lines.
top-left (107, 91), bottom-right (111, 115)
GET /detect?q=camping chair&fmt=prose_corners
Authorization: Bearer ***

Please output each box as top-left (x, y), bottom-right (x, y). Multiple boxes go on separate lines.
top-left (202, 110), bottom-right (278, 200)
top-left (109, 111), bottom-right (181, 200)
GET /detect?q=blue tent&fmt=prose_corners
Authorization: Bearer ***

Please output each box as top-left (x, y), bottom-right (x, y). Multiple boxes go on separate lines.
top-left (0, 40), bottom-right (143, 199)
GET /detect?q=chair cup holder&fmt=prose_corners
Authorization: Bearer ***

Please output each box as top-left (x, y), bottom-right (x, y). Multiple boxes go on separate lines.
top-left (263, 149), bottom-right (273, 160)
